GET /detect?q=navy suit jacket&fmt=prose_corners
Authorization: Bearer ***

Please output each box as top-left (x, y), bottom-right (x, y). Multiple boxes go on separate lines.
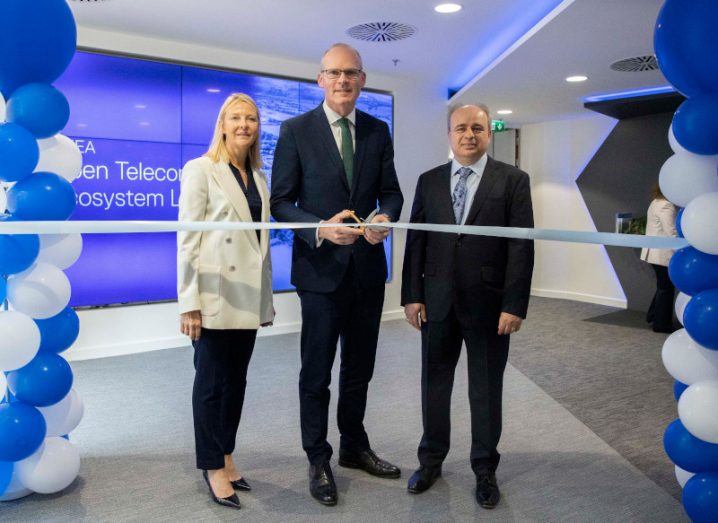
top-left (401, 157), bottom-right (534, 325)
top-left (270, 104), bottom-right (403, 292)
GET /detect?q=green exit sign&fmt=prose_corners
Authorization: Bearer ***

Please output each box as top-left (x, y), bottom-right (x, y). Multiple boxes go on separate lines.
top-left (491, 119), bottom-right (506, 132)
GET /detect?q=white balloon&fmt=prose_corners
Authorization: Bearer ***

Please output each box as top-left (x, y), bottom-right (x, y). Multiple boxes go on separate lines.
top-left (0, 186), bottom-right (6, 214)
top-left (38, 389), bottom-right (84, 437)
top-left (662, 328), bottom-right (718, 384)
top-left (683, 192), bottom-right (718, 255)
top-left (659, 153), bottom-right (718, 208)
top-left (0, 311), bottom-right (41, 372)
top-left (0, 372), bottom-right (6, 397)
top-left (6, 262), bottom-right (71, 319)
top-left (16, 437), bottom-right (80, 494)
top-left (0, 92), bottom-right (5, 122)
top-left (675, 465), bottom-right (695, 488)
top-left (37, 234), bottom-right (83, 270)
top-left (679, 380), bottom-right (718, 444)
top-left (0, 466), bottom-right (33, 502)
top-left (35, 135), bottom-right (83, 182)
top-left (675, 292), bottom-right (691, 326)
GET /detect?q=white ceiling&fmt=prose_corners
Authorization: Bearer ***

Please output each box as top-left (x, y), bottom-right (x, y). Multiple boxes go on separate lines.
top-left (69, 0), bottom-right (670, 125)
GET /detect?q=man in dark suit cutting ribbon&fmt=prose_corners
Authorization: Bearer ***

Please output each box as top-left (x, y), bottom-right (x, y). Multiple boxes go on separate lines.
top-left (271, 43), bottom-right (403, 506)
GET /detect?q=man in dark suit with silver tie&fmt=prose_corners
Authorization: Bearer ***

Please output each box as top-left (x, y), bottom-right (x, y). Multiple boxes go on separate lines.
top-left (271, 43), bottom-right (403, 506)
top-left (401, 104), bottom-right (534, 509)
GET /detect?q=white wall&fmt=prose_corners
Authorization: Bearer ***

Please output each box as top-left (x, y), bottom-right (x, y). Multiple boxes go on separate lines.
top-left (66, 27), bottom-right (448, 361)
top-left (519, 114), bottom-right (627, 308)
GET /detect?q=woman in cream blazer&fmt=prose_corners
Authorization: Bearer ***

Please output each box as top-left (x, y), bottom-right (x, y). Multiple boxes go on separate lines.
top-left (640, 184), bottom-right (678, 333)
top-left (177, 93), bottom-right (273, 510)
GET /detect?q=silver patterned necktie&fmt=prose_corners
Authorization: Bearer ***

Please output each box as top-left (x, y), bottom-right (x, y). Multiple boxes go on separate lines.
top-left (452, 167), bottom-right (473, 224)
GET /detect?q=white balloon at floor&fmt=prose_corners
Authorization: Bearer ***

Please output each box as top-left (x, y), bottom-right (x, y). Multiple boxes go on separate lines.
top-left (37, 389), bottom-right (84, 437)
top-left (6, 262), bottom-right (71, 319)
top-left (36, 234), bottom-right (83, 270)
top-left (0, 467), bottom-right (33, 502)
top-left (35, 134), bottom-right (82, 182)
top-left (16, 437), bottom-right (81, 494)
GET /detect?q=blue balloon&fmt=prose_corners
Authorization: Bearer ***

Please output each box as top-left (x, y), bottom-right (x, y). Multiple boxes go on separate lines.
top-left (0, 215), bottom-right (40, 275)
top-left (6, 83), bottom-right (70, 139)
top-left (654, 0), bottom-right (718, 97)
top-left (6, 172), bottom-right (76, 221)
top-left (0, 461), bottom-right (12, 497)
top-left (0, 0), bottom-right (77, 96)
top-left (677, 208), bottom-right (684, 238)
top-left (669, 247), bottom-right (718, 296)
top-left (6, 353), bottom-right (73, 407)
top-left (684, 289), bottom-right (718, 351)
top-left (674, 380), bottom-right (689, 401)
top-left (35, 307), bottom-right (80, 354)
top-left (0, 402), bottom-right (46, 462)
top-left (683, 473), bottom-right (718, 523)
top-left (673, 94), bottom-right (718, 155)
top-left (0, 123), bottom-right (39, 182)
top-left (664, 419), bottom-right (718, 473)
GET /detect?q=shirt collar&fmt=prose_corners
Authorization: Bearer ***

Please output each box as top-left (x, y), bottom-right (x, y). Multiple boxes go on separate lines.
top-left (451, 153), bottom-right (488, 177)
top-left (323, 100), bottom-right (356, 126)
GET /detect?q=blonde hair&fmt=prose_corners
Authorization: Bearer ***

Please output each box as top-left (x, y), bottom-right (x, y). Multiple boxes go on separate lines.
top-left (205, 93), bottom-right (263, 169)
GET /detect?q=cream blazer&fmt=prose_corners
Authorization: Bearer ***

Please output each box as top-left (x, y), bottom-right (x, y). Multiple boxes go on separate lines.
top-left (640, 198), bottom-right (678, 267)
top-left (177, 156), bottom-right (274, 329)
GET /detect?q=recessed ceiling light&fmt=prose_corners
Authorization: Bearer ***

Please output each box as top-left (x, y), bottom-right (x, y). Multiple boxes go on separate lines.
top-left (76, 123), bottom-right (88, 128)
top-left (206, 88), bottom-right (221, 93)
top-left (497, 109), bottom-right (513, 115)
top-left (139, 121), bottom-right (150, 127)
top-left (435, 3), bottom-right (462, 14)
top-left (566, 75), bottom-right (588, 83)
top-left (134, 104), bottom-right (147, 109)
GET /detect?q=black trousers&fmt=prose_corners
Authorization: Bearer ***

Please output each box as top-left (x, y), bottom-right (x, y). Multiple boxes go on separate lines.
top-left (646, 264), bottom-right (675, 330)
top-left (418, 307), bottom-right (509, 476)
top-left (192, 327), bottom-right (256, 470)
top-left (297, 262), bottom-right (385, 465)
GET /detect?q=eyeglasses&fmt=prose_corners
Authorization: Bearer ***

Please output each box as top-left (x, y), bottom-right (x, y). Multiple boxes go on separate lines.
top-left (321, 68), bottom-right (363, 80)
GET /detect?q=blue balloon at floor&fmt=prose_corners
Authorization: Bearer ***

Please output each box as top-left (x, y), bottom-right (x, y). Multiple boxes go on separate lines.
top-left (673, 94), bottom-right (718, 155)
top-left (669, 247), bottom-right (718, 296)
top-left (0, 461), bottom-right (12, 497)
top-left (35, 307), bottom-right (80, 354)
top-left (654, 0), bottom-right (718, 97)
top-left (0, 0), bottom-right (77, 96)
top-left (0, 123), bottom-right (39, 183)
top-left (0, 215), bottom-right (40, 275)
top-left (674, 380), bottom-right (689, 401)
top-left (6, 172), bottom-right (76, 221)
top-left (6, 83), bottom-right (70, 139)
top-left (664, 419), bottom-right (718, 473)
top-left (683, 473), bottom-right (718, 523)
top-left (684, 289), bottom-right (718, 351)
top-left (0, 402), bottom-right (46, 462)
top-left (6, 353), bottom-right (73, 408)
top-left (677, 208), bottom-right (684, 238)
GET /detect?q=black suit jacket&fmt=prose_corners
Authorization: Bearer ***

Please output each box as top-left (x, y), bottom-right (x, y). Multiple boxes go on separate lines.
top-left (270, 104), bottom-right (403, 292)
top-left (401, 157), bottom-right (534, 324)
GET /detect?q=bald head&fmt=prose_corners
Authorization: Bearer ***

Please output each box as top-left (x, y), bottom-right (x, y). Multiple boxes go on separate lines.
top-left (448, 104), bottom-right (492, 165)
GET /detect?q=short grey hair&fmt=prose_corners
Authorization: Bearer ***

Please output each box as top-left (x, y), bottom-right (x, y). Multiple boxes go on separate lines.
top-left (320, 43), bottom-right (364, 70)
top-left (447, 103), bottom-right (492, 131)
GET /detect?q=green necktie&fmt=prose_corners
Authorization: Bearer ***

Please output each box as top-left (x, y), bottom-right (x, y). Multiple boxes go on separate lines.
top-left (338, 117), bottom-right (354, 187)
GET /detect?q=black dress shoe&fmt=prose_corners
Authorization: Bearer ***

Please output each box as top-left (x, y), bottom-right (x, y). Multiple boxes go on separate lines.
top-left (407, 466), bottom-right (441, 494)
top-left (309, 462), bottom-right (337, 506)
top-left (475, 473), bottom-right (500, 509)
top-left (202, 470), bottom-right (241, 509)
top-left (338, 449), bottom-right (401, 478)
top-left (230, 477), bottom-right (251, 491)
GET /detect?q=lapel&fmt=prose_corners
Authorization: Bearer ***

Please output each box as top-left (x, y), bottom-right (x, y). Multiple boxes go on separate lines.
top-left (253, 169), bottom-right (270, 257)
top-left (312, 105), bottom-right (349, 193)
top-left (210, 161), bottom-right (260, 254)
top-left (436, 161), bottom-right (455, 224)
top-left (351, 110), bottom-right (369, 196)
top-left (464, 156), bottom-right (500, 226)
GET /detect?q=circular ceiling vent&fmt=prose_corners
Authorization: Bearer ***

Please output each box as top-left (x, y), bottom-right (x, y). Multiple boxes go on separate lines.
top-left (610, 55), bottom-right (659, 72)
top-left (346, 22), bottom-right (417, 42)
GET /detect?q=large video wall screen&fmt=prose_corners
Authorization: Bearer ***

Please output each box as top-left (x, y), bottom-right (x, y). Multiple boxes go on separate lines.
top-left (56, 51), bottom-right (394, 307)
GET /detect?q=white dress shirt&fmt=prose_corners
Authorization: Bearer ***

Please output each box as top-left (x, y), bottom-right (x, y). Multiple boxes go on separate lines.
top-left (450, 154), bottom-right (488, 225)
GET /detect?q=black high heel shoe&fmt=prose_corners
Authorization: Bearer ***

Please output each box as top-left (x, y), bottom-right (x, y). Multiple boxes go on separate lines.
top-left (230, 477), bottom-right (251, 491)
top-left (202, 470), bottom-right (241, 509)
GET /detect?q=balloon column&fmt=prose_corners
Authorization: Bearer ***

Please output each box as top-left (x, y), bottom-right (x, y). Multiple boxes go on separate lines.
top-left (656, 1), bottom-right (718, 521)
top-left (0, 0), bottom-right (83, 501)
